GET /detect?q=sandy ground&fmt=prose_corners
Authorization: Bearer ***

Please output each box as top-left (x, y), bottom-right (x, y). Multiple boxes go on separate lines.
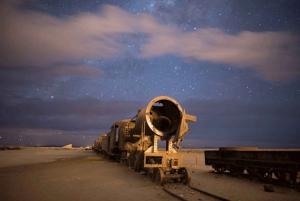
top-left (0, 148), bottom-right (299, 201)
top-left (0, 147), bottom-right (93, 168)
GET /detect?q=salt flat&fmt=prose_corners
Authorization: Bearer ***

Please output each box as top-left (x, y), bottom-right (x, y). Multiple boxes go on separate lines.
top-left (0, 147), bottom-right (94, 168)
top-left (0, 148), bottom-right (299, 201)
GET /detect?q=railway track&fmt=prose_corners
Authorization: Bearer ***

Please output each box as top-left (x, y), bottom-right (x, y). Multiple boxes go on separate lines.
top-left (162, 184), bottom-right (230, 201)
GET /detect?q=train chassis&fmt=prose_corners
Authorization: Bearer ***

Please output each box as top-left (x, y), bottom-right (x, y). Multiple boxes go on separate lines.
top-left (118, 135), bottom-right (198, 185)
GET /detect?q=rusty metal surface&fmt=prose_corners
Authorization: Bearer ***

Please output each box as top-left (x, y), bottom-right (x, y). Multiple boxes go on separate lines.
top-left (219, 147), bottom-right (258, 151)
top-left (205, 150), bottom-right (300, 164)
top-left (92, 96), bottom-right (197, 184)
top-left (144, 152), bottom-right (198, 168)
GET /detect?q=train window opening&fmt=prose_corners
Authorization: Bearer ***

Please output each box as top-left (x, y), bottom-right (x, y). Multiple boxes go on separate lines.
top-left (172, 159), bottom-right (178, 167)
top-left (115, 125), bottom-right (119, 142)
top-left (145, 156), bottom-right (162, 164)
top-left (158, 140), bottom-right (166, 148)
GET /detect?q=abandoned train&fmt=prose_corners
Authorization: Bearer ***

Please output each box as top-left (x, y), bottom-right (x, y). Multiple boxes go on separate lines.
top-left (92, 96), bottom-right (198, 185)
top-left (205, 147), bottom-right (300, 184)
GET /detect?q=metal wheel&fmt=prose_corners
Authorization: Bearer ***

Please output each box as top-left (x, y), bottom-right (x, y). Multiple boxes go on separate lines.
top-left (179, 168), bottom-right (191, 185)
top-left (290, 172), bottom-right (297, 184)
top-left (246, 167), bottom-right (261, 180)
top-left (133, 152), bottom-right (143, 172)
top-left (146, 168), bottom-right (155, 181)
top-left (146, 158), bottom-right (156, 180)
top-left (154, 168), bottom-right (165, 185)
top-left (275, 171), bottom-right (298, 184)
top-left (274, 170), bottom-right (287, 182)
top-left (246, 167), bottom-right (255, 176)
top-left (257, 168), bottom-right (272, 181)
top-left (115, 155), bottom-right (120, 163)
top-left (212, 163), bottom-right (225, 173)
top-left (229, 165), bottom-right (244, 176)
top-left (121, 159), bottom-right (127, 166)
top-left (262, 171), bottom-right (272, 181)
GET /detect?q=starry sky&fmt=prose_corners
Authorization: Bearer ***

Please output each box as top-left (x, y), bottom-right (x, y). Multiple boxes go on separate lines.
top-left (0, 0), bottom-right (300, 148)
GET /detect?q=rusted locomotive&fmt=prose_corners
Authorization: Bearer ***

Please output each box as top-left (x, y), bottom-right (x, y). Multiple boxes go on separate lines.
top-left (205, 147), bottom-right (300, 184)
top-left (92, 96), bottom-right (198, 184)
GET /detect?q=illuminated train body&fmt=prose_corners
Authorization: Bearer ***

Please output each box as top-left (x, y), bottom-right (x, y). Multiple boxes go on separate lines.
top-left (92, 96), bottom-right (198, 184)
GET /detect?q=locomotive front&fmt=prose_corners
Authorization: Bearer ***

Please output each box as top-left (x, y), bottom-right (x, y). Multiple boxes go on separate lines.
top-left (93, 96), bottom-right (198, 185)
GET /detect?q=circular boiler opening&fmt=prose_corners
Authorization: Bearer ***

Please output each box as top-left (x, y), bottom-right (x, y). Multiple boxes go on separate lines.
top-left (149, 99), bottom-right (181, 134)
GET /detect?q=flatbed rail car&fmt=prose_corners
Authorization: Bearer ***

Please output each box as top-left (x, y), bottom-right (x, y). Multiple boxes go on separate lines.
top-left (205, 147), bottom-right (300, 184)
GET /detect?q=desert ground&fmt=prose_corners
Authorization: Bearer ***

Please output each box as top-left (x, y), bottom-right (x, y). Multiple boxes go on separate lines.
top-left (0, 148), bottom-right (299, 201)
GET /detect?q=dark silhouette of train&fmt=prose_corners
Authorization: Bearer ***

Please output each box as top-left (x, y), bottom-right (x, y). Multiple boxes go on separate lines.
top-left (205, 147), bottom-right (300, 184)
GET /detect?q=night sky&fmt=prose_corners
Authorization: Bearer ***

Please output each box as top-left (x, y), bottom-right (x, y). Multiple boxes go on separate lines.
top-left (0, 0), bottom-right (300, 148)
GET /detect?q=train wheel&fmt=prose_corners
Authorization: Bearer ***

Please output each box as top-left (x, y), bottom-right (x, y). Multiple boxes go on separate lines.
top-left (146, 158), bottom-right (156, 180)
top-left (274, 171), bottom-right (298, 184)
top-left (290, 172), bottom-right (298, 184)
top-left (219, 166), bottom-right (225, 173)
top-left (133, 152), bottom-right (143, 172)
top-left (256, 168), bottom-right (272, 181)
top-left (246, 167), bottom-right (260, 180)
top-left (147, 168), bottom-right (155, 181)
top-left (179, 168), bottom-right (191, 185)
top-left (128, 156), bottom-right (134, 168)
top-left (121, 159), bottom-right (124, 165)
top-left (229, 165), bottom-right (244, 176)
top-left (154, 168), bottom-right (165, 185)
top-left (246, 167), bottom-right (255, 176)
top-left (262, 170), bottom-right (272, 181)
top-left (212, 163), bottom-right (225, 173)
top-left (115, 155), bottom-right (120, 163)
top-left (274, 170), bottom-right (287, 182)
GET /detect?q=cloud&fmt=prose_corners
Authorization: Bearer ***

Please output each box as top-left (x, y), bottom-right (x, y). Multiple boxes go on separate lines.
top-left (179, 29), bottom-right (300, 82)
top-left (0, 1), bottom-right (133, 68)
top-left (0, 1), bottom-right (299, 81)
top-left (141, 28), bottom-right (300, 82)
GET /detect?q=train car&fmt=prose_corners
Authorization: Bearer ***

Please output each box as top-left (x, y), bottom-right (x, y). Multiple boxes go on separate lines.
top-left (205, 147), bottom-right (300, 184)
top-left (92, 134), bottom-right (107, 152)
top-left (93, 96), bottom-right (198, 184)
